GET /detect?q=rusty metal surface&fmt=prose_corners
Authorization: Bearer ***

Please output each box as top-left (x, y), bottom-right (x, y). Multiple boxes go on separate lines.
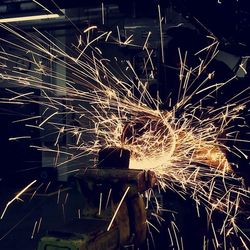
top-left (75, 168), bottom-right (156, 193)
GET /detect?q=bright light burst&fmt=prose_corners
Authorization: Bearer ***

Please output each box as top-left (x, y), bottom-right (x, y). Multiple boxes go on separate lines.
top-left (0, 9), bottom-right (250, 249)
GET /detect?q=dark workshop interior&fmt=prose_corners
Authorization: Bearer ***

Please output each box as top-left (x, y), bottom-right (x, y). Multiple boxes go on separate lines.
top-left (0, 0), bottom-right (250, 249)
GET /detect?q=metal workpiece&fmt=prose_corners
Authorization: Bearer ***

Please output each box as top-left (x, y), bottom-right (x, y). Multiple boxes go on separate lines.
top-left (74, 168), bottom-right (157, 194)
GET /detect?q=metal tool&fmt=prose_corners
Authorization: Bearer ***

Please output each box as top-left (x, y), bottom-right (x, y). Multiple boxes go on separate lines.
top-left (37, 147), bottom-right (156, 250)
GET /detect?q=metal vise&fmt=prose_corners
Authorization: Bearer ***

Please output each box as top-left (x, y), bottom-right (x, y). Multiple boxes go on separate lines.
top-left (37, 147), bottom-right (156, 250)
